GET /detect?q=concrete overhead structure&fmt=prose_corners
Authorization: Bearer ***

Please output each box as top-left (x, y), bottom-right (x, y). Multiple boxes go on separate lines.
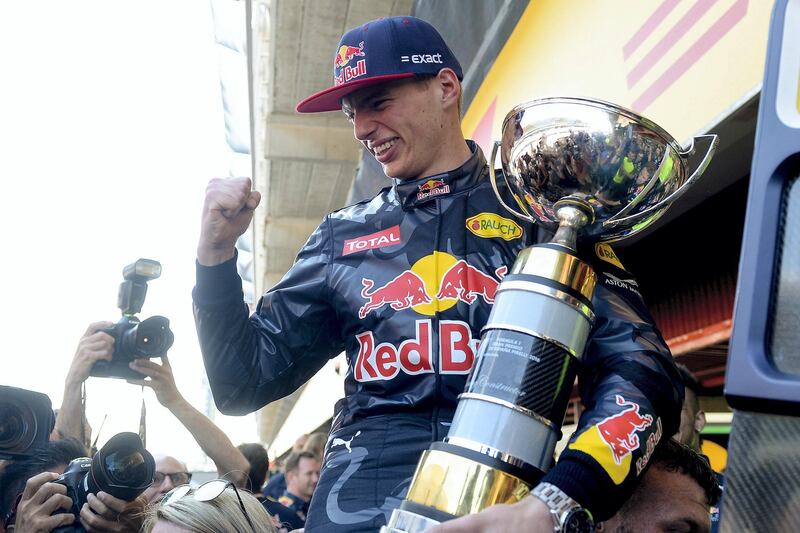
top-left (250, 0), bottom-right (413, 449)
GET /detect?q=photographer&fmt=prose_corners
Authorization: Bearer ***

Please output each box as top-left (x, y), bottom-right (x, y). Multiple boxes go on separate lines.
top-left (126, 356), bottom-right (250, 503)
top-left (0, 438), bottom-right (145, 533)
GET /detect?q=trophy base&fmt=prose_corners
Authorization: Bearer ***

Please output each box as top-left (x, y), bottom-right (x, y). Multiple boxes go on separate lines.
top-left (382, 442), bottom-right (537, 532)
top-left (380, 507), bottom-right (444, 533)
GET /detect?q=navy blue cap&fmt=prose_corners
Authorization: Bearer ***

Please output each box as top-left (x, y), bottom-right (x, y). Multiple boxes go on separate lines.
top-left (296, 16), bottom-right (463, 113)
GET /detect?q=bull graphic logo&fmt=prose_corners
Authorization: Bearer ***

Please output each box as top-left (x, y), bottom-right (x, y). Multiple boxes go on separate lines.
top-left (597, 395), bottom-right (653, 464)
top-left (359, 271), bottom-right (432, 319)
top-left (436, 261), bottom-right (507, 305)
top-left (334, 41), bottom-right (365, 68)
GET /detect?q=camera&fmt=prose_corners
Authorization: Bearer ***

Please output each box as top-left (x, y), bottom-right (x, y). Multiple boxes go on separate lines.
top-left (0, 385), bottom-right (54, 460)
top-left (52, 432), bottom-right (155, 533)
top-left (91, 259), bottom-right (175, 380)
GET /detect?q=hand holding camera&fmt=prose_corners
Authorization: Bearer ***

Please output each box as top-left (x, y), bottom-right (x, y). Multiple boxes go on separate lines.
top-left (67, 323), bottom-right (115, 387)
top-left (13, 472), bottom-right (75, 533)
top-left (126, 356), bottom-right (181, 409)
top-left (90, 259), bottom-right (174, 381)
top-left (51, 432), bottom-right (154, 533)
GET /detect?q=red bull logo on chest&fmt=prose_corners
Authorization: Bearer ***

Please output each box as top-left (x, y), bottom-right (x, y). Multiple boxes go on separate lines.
top-left (354, 319), bottom-right (478, 381)
top-left (416, 179), bottom-right (450, 200)
top-left (358, 252), bottom-right (506, 319)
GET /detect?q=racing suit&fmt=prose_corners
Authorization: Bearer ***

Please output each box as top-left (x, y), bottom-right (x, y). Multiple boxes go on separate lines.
top-left (193, 141), bottom-right (683, 531)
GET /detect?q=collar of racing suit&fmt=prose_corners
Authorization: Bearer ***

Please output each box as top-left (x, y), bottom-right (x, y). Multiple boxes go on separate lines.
top-left (392, 140), bottom-right (488, 210)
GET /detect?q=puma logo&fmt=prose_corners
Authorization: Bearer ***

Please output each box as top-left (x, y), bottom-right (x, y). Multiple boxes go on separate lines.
top-left (330, 430), bottom-right (361, 453)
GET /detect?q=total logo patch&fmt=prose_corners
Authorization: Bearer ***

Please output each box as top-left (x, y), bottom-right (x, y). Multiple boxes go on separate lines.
top-left (343, 225), bottom-right (401, 256)
top-left (466, 213), bottom-right (523, 241)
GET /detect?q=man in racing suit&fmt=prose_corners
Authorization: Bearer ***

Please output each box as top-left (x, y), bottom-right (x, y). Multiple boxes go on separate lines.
top-left (193, 16), bottom-right (683, 533)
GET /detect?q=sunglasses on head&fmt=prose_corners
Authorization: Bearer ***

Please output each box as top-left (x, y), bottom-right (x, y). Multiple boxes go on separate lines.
top-left (162, 479), bottom-right (255, 531)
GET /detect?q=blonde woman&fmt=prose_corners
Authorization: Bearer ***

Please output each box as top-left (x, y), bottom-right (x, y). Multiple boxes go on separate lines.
top-left (143, 480), bottom-right (276, 533)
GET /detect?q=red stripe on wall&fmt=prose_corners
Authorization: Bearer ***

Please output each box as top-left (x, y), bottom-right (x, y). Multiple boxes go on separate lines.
top-left (627, 0), bottom-right (718, 88)
top-left (623, 0), bottom-right (682, 60)
top-left (632, 0), bottom-right (748, 111)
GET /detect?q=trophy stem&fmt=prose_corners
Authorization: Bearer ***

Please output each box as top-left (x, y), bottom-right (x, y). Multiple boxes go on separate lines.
top-left (383, 244), bottom-right (598, 533)
top-left (551, 200), bottom-right (593, 251)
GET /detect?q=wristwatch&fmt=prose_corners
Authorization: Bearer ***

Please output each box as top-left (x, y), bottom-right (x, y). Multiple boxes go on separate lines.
top-left (531, 482), bottom-right (594, 533)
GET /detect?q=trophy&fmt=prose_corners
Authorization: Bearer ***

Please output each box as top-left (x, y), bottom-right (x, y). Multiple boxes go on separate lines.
top-left (382, 97), bottom-right (718, 532)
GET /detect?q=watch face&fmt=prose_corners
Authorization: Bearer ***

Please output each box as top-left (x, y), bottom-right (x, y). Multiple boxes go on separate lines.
top-left (563, 508), bottom-right (594, 533)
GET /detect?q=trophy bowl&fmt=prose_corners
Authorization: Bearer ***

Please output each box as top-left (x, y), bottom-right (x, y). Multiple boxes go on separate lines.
top-left (495, 97), bottom-right (717, 243)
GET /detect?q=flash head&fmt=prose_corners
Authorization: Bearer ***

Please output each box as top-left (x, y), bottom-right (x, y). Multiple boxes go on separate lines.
top-left (122, 259), bottom-right (162, 282)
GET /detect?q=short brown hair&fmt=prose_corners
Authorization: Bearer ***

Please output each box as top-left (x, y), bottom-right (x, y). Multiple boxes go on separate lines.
top-left (651, 438), bottom-right (721, 506)
top-left (284, 450), bottom-right (317, 475)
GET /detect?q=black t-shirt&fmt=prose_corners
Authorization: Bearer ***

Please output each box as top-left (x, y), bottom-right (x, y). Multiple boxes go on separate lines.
top-left (262, 498), bottom-right (304, 532)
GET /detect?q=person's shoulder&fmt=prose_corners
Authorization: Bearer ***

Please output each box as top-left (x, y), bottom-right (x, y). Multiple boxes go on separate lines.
top-left (329, 185), bottom-right (394, 221)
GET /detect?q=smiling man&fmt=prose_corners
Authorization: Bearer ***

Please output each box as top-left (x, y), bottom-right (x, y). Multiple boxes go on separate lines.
top-left (193, 16), bottom-right (683, 532)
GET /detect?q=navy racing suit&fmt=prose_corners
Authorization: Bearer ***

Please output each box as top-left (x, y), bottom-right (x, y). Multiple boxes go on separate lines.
top-left (193, 141), bottom-right (683, 531)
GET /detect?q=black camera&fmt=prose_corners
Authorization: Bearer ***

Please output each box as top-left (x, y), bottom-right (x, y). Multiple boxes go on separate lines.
top-left (52, 432), bottom-right (155, 533)
top-left (91, 259), bottom-right (175, 380)
top-left (0, 385), bottom-right (54, 460)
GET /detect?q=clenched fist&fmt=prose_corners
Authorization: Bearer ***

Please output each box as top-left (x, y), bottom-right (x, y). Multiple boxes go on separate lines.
top-left (198, 177), bottom-right (261, 266)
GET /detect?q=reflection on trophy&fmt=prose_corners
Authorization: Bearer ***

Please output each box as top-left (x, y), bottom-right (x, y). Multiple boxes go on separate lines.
top-left (382, 97), bottom-right (718, 532)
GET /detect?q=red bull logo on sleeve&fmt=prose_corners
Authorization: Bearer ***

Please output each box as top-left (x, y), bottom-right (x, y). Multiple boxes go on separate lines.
top-left (597, 395), bottom-right (654, 464)
top-left (568, 395), bottom-right (656, 485)
top-left (334, 41), bottom-right (367, 85)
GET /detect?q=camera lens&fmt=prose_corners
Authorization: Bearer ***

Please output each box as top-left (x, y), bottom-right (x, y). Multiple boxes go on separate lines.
top-left (104, 449), bottom-right (150, 485)
top-left (0, 403), bottom-right (34, 451)
top-left (88, 432), bottom-right (155, 501)
top-left (134, 316), bottom-right (175, 356)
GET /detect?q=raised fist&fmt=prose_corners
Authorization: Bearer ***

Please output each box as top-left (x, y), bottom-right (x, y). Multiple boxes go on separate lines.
top-left (198, 177), bottom-right (261, 266)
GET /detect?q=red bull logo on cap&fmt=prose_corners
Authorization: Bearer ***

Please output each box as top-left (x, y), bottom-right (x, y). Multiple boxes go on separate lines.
top-left (334, 41), bottom-right (367, 85)
top-left (568, 395), bottom-right (656, 485)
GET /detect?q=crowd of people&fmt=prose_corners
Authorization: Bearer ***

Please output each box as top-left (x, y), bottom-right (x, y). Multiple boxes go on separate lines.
top-left (1, 14), bottom-right (727, 533)
top-left (0, 321), bottom-right (325, 533)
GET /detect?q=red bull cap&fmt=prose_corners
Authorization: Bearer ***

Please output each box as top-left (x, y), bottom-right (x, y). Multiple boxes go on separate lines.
top-left (296, 16), bottom-right (463, 113)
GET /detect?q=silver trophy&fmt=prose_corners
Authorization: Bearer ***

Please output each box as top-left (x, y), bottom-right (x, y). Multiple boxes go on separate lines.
top-left (383, 97), bottom-right (717, 532)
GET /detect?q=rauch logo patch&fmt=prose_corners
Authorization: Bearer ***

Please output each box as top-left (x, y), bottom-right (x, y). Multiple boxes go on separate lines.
top-left (466, 213), bottom-right (523, 241)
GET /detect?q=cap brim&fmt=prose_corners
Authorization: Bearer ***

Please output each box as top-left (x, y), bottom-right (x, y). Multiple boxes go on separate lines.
top-left (295, 73), bottom-right (415, 113)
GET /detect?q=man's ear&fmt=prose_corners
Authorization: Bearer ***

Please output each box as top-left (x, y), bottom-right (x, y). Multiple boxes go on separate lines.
top-left (694, 410), bottom-right (707, 434)
top-left (436, 68), bottom-right (461, 111)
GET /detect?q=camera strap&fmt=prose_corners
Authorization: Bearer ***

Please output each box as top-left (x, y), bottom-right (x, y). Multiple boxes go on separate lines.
top-left (139, 388), bottom-right (147, 448)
